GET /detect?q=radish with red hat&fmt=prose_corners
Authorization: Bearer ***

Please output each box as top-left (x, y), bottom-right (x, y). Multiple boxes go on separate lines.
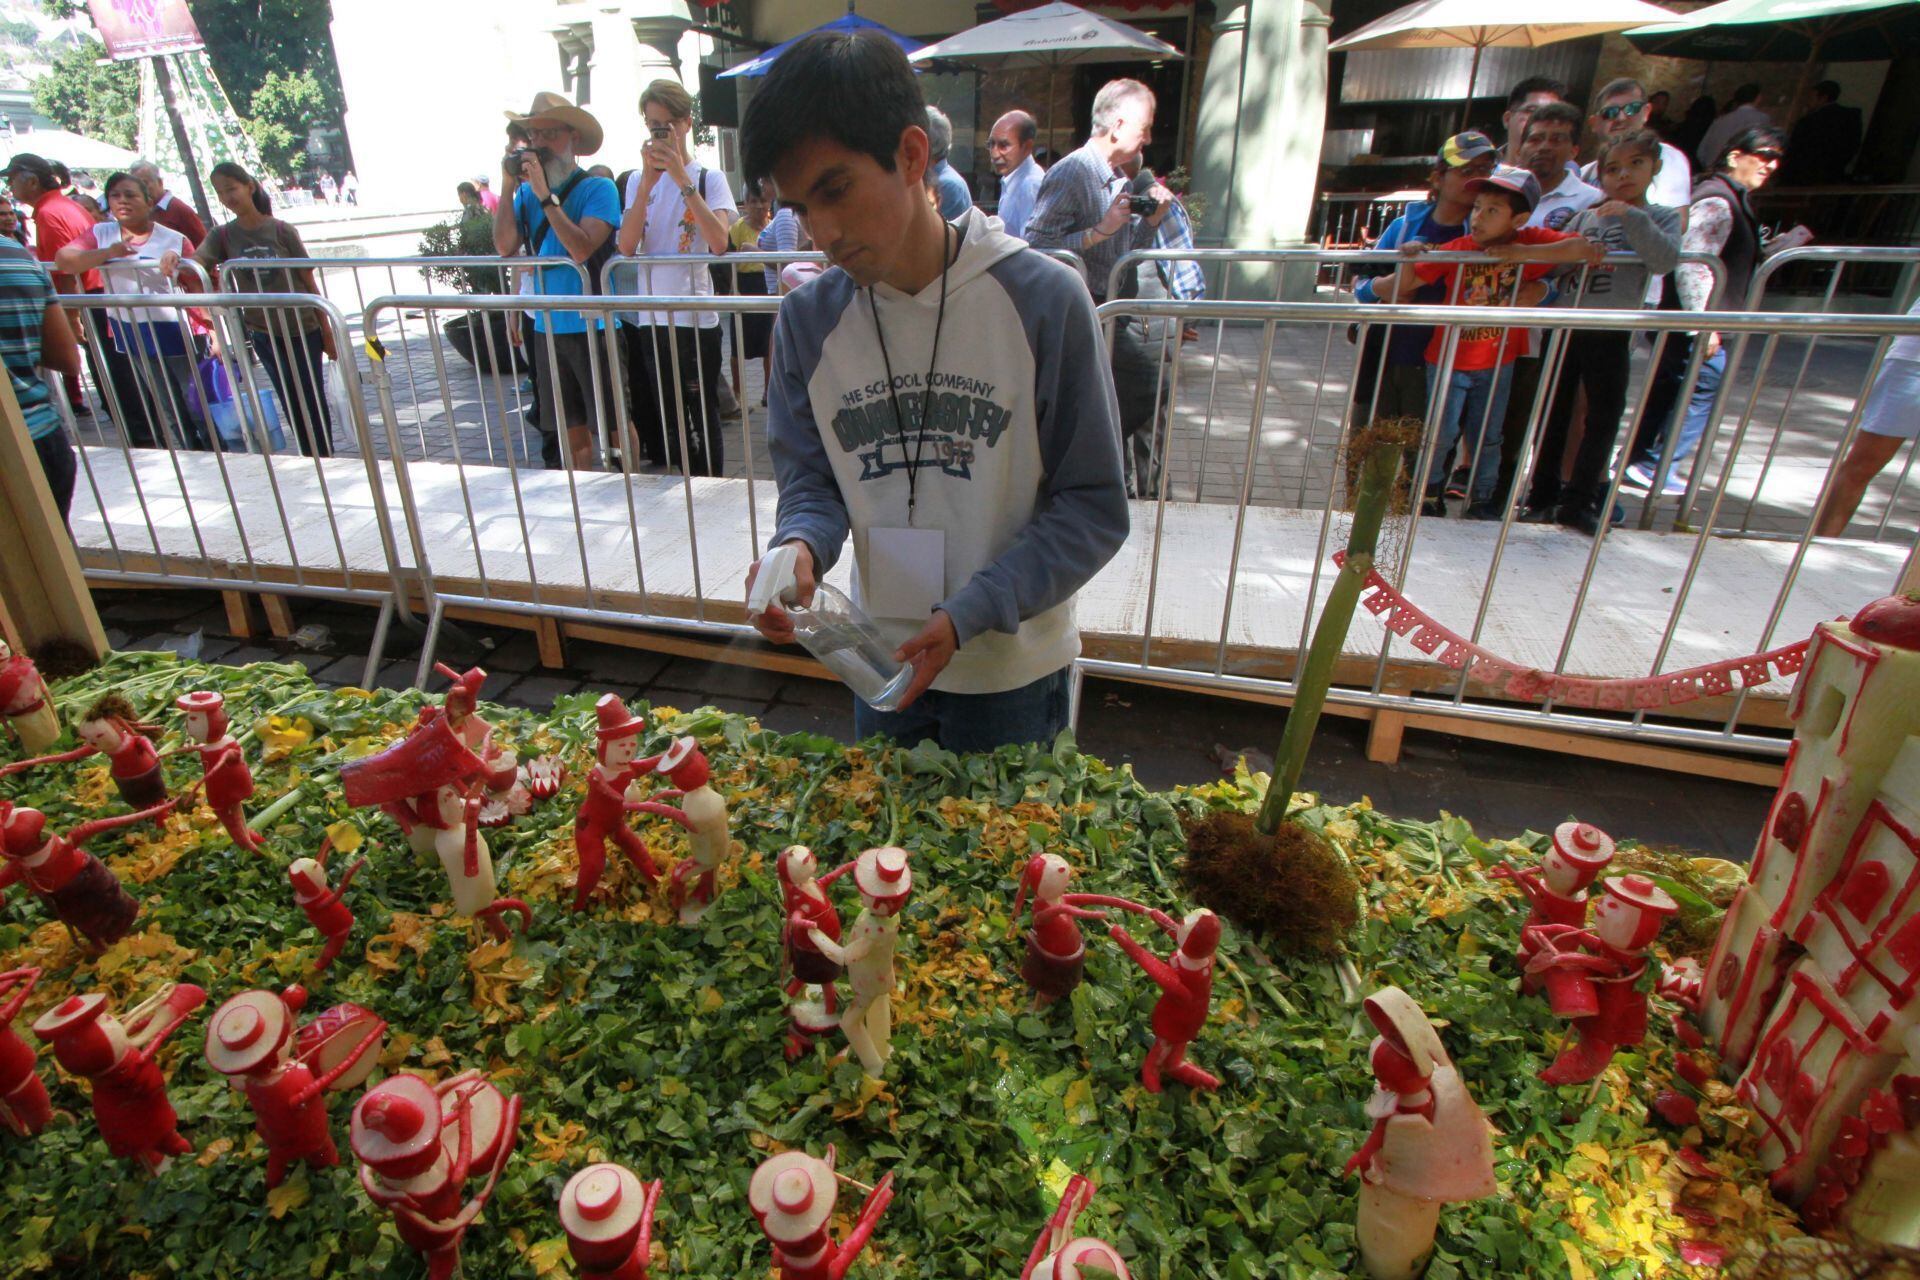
top-left (162, 690), bottom-right (263, 851)
top-left (1021, 1174), bottom-right (1132, 1280)
top-left (1011, 852), bottom-right (1145, 1006)
top-left (748, 1144), bottom-right (894, 1280)
top-left (1524, 872), bottom-right (1679, 1085)
top-left (778, 845), bottom-right (846, 1060)
top-left (351, 1069), bottom-right (523, 1280)
top-left (0, 639), bottom-right (60, 753)
top-left (1108, 906), bottom-right (1224, 1093)
top-left (1343, 987), bottom-right (1497, 1280)
top-left (571, 694), bottom-right (682, 912)
top-left (1, 693), bottom-right (172, 813)
top-left (648, 735), bottom-right (734, 925)
top-left (425, 663), bottom-right (543, 827)
top-left (32, 981), bottom-right (207, 1173)
top-left (203, 984), bottom-right (386, 1190)
top-left (0, 967), bottom-right (52, 1138)
top-left (808, 846), bottom-right (914, 1077)
top-left (288, 832), bottom-right (368, 971)
top-left (0, 796), bottom-right (173, 950)
top-left (559, 1161), bottom-right (664, 1280)
top-left (1490, 820), bottom-right (1616, 994)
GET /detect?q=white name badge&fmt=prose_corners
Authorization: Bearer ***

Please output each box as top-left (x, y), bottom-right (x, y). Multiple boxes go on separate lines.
top-left (864, 526), bottom-right (946, 621)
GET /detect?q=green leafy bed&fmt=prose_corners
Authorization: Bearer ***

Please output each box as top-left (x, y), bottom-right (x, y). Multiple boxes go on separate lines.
top-left (0, 655), bottom-right (1797, 1279)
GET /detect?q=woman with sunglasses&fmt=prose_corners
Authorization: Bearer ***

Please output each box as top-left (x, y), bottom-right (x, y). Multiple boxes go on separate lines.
top-left (1619, 127), bottom-right (1810, 497)
top-left (54, 171), bottom-right (211, 450)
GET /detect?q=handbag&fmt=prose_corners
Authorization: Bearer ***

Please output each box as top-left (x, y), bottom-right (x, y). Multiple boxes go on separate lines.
top-left (197, 356), bottom-right (288, 453)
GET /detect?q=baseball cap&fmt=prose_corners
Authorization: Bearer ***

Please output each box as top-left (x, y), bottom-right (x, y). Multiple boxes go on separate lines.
top-left (0, 153), bottom-right (55, 184)
top-left (1464, 165), bottom-right (1542, 212)
top-left (1437, 132), bottom-right (1496, 169)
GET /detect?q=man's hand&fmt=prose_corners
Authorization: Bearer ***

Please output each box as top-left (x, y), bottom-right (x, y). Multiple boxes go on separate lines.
top-left (745, 540), bottom-right (816, 645)
top-left (109, 239), bottom-right (137, 260)
top-left (647, 140), bottom-right (690, 191)
top-left (892, 611), bottom-right (958, 710)
top-left (1095, 193), bottom-right (1131, 237)
top-left (1143, 184), bottom-right (1176, 229)
top-left (520, 151), bottom-right (550, 200)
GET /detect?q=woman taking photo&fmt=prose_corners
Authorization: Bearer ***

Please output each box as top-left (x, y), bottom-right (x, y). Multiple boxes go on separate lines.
top-left (193, 161), bottom-right (337, 457)
top-left (54, 171), bottom-right (210, 450)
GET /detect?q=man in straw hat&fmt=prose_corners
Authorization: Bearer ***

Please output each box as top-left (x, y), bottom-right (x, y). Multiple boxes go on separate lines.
top-left (492, 91), bottom-right (621, 472)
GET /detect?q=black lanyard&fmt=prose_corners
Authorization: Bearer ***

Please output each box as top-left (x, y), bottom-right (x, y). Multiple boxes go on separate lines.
top-left (868, 222), bottom-right (956, 525)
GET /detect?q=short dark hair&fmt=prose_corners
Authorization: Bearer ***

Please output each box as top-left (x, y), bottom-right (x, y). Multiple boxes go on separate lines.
top-left (456, 181), bottom-right (478, 198)
top-left (3, 153), bottom-right (56, 190)
top-left (210, 160), bottom-right (272, 214)
top-left (1731, 82), bottom-right (1762, 106)
top-left (1507, 76), bottom-right (1567, 109)
top-left (102, 171), bottom-right (146, 200)
top-left (49, 160), bottom-right (71, 188)
top-left (1597, 128), bottom-right (1662, 169)
top-left (1523, 101), bottom-right (1584, 141)
top-left (741, 30), bottom-right (926, 188)
top-left (1591, 77), bottom-right (1646, 111)
top-left (1813, 79), bottom-right (1841, 102)
top-left (1716, 125), bottom-right (1787, 172)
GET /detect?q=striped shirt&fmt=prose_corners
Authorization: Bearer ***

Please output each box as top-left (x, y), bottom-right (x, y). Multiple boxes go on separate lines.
top-left (0, 242), bottom-right (58, 439)
top-left (1021, 142), bottom-right (1146, 302)
top-left (758, 207), bottom-right (802, 292)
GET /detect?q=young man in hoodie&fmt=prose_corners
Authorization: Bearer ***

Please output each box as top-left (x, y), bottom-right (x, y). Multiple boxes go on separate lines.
top-left (740, 30), bottom-right (1129, 753)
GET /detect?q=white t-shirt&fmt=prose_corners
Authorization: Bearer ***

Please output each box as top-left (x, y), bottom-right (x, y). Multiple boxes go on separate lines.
top-left (1530, 173), bottom-right (1602, 232)
top-left (1889, 297), bottom-right (1920, 365)
top-left (619, 164), bottom-right (738, 329)
top-left (92, 220), bottom-right (191, 296)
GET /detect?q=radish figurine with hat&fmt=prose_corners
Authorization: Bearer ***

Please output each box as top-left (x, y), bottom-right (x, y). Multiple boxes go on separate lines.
top-left (1344, 987), bottom-right (1498, 1280)
top-left (748, 1145), bottom-right (895, 1280)
top-left (0, 796), bottom-right (176, 949)
top-left (1021, 1174), bottom-right (1132, 1280)
top-left (1, 694), bottom-right (171, 811)
top-left (165, 690), bottom-right (263, 850)
top-left (778, 845), bottom-right (846, 1059)
top-left (1012, 853), bottom-right (1145, 1007)
top-left (1524, 873), bottom-right (1679, 1086)
top-left (1108, 907), bottom-right (1224, 1093)
top-left (0, 639), bottom-right (60, 754)
top-left (1489, 821), bottom-right (1615, 994)
top-left (0, 967), bottom-right (52, 1138)
top-left (807, 846), bottom-right (914, 1077)
top-left (203, 985), bottom-right (386, 1189)
top-left (288, 834), bottom-right (368, 971)
top-left (651, 736), bottom-right (732, 924)
top-left (351, 1069), bottom-right (523, 1280)
top-left (32, 981), bottom-right (207, 1173)
top-left (426, 664), bottom-right (533, 827)
top-left (573, 694), bottom-right (679, 912)
top-left (560, 1161), bottom-right (665, 1280)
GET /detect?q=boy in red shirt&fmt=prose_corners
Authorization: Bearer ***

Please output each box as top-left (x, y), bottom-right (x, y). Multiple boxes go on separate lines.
top-left (1379, 167), bottom-right (1594, 518)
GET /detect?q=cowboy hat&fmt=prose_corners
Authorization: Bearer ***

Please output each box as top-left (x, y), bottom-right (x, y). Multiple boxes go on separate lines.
top-left (853, 846), bottom-right (912, 902)
top-left (205, 988), bottom-right (293, 1077)
top-left (1551, 821), bottom-right (1615, 872)
top-left (749, 1149), bottom-right (837, 1242)
top-left (505, 91), bottom-right (604, 157)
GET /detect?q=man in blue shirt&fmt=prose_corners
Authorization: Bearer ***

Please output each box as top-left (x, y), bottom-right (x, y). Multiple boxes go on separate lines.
top-left (492, 91), bottom-right (620, 471)
top-left (0, 241), bottom-right (82, 521)
top-left (925, 107), bottom-right (973, 221)
top-left (988, 110), bottom-right (1043, 240)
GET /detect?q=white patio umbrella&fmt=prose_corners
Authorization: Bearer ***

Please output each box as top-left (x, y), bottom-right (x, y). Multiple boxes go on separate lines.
top-left (1, 128), bottom-right (143, 175)
top-left (908, 2), bottom-right (1181, 151)
top-left (1329, 0), bottom-right (1681, 128)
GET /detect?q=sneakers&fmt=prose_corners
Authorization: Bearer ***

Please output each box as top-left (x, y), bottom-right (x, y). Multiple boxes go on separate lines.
top-left (1517, 504), bottom-right (1559, 525)
top-left (1558, 501), bottom-right (1626, 536)
top-left (1659, 471), bottom-right (1689, 497)
top-left (1618, 461), bottom-right (1654, 492)
top-left (1464, 501), bottom-right (1505, 521)
top-left (1445, 466), bottom-right (1469, 500)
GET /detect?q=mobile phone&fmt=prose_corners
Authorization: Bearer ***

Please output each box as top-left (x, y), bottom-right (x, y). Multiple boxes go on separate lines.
top-left (649, 125), bottom-right (671, 141)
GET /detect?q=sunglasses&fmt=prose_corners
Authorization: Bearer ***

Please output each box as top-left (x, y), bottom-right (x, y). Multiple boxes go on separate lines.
top-left (1745, 150), bottom-right (1784, 164)
top-left (1598, 100), bottom-right (1647, 121)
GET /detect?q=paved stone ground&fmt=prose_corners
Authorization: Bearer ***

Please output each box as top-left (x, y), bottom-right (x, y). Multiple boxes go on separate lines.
top-left (96, 586), bottom-right (1773, 861)
top-left (67, 264), bottom-right (1917, 546)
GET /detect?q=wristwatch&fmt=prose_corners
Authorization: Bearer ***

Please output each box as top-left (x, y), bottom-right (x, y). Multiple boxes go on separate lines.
top-left (543, 192), bottom-right (563, 209)
top-left (680, 182), bottom-right (698, 200)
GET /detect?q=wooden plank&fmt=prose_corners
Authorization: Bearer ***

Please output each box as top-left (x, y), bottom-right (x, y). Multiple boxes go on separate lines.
top-left (0, 381), bottom-right (107, 657)
top-left (222, 591), bottom-right (260, 640)
top-left (261, 595), bottom-right (296, 639)
top-left (1367, 710), bottom-right (1407, 764)
top-left (561, 621), bottom-right (827, 679)
top-left (534, 617), bottom-right (566, 669)
top-left (1395, 710), bottom-right (1784, 787)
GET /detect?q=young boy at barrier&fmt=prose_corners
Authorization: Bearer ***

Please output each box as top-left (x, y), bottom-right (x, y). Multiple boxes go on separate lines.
top-left (1519, 129), bottom-right (1683, 536)
top-left (1378, 166), bottom-right (1592, 519)
top-left (1348, 132), bottom-right (1497, 424)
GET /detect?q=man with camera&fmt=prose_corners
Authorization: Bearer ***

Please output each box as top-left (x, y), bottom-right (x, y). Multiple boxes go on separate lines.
top-left (492, 91), bottom-right (620, 472)
top-left (1022, 79), bottom-right (1174, 498)
top-left (616, 78), bottom-right (736, 476)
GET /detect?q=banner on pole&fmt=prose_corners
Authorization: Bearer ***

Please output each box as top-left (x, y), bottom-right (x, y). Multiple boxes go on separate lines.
top-left (86, 0), bottom-right (206, 61)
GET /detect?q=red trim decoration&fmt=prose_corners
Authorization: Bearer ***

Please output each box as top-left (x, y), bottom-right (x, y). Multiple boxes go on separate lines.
top-left (1334, 552), bottom-right (1812, 711)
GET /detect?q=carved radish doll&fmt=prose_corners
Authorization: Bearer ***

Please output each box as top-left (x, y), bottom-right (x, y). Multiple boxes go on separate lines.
top-left (167, 690), bottom-right (263, 851)
top-left (572, 695), bottom-right (670, 912)
top-left (0, 967), bottom-right (52, 1138)
top-left (1109, 907), bottom-right (1223, 1093)
top-left (1491, 821), bottom-right (1614, 993)
top-left (0, 640), bottom-right (60, 753)
top-left (807, 846), bottom-right (912, 1078)
top-left (1525, 873), bottom-right (1679, 1086)
top-left (1, 695), bottom-right (170, 811)
top-left (0, 797), bottom-right (171, 949)
top-left (1021, 1174), bottom-right (1131, 1280)
top-left (560, 1162), bottom-right (664, 1280)
top-left (653, 737), bottom-right (731, 924)
top-left (778, 845), bottom-right (845, 1060)
top-left (748, 1146), bottom-right (894, 1280)
top-left (32, 982), bottom-right (207, 1172)
top-left (288, 835), bottom-right (367, 971)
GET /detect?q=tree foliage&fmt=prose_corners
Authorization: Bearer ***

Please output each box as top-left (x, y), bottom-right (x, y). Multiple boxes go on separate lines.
top-left (30, 35), bottom-right (140, 150)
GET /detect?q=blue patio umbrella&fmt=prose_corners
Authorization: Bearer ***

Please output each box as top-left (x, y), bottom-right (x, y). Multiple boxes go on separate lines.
top-left (718, 11), bottom-right (927, 78)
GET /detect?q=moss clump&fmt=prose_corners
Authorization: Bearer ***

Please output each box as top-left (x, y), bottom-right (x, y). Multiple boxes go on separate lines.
top-left (1183, 810), bottom-right (1360, 957)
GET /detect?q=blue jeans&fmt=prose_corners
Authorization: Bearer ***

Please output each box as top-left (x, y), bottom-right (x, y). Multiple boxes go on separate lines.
top-left (1424, 363), bottom-right (1514, 503)
top-left (854, 666), bottom-right (1072, 753)
top-left (1631, 343), bottom-right (1726, 479)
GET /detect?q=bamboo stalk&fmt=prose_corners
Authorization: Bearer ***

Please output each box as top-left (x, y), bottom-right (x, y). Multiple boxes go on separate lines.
top-left (1255, 440), bottom-right (1403, 837)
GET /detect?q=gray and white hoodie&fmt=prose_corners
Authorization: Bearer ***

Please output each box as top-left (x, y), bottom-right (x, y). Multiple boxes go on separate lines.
top-left (766, 208), bottom-right (1129, 696)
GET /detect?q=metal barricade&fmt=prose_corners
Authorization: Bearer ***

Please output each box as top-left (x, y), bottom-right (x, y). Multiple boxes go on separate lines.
top-left (1080, 293), bottom-right (1920, 757)
top-left (56, 291), bottom-right (412, 687)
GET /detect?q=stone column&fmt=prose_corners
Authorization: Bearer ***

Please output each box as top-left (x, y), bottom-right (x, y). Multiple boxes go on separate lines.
top-left (1186, 0), bottom-right (1332, 298)
top-left (592, 2), bottom-right (691, 169)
